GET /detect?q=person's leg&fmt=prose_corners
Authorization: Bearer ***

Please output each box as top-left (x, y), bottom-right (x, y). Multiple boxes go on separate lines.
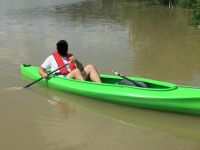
top-left (67, 68), bottom-right (84, 80)
top-left (84, 64), bottom-right (101, 82)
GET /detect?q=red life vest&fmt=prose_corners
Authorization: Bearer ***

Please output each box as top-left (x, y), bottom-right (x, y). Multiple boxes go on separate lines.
top-left (53, 51), bottom-right (76, 75)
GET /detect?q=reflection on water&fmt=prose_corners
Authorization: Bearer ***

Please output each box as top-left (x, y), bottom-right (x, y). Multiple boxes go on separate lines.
top-left (128, 7), bottom-right (200, 85)
top-left (36, 87), bottom-right (200, 142)
top-left (0, 0), bottom-right (200, 149)
top-left (0, 0), bottom-right (200, 85)
top-left (30, 87), bottom-right (200, 150)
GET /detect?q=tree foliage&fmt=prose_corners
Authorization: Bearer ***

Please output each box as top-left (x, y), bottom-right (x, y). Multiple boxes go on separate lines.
top-left (192, 0), bottom-right (200, 26)
top-left (146, 0), bottom-right (200, 26)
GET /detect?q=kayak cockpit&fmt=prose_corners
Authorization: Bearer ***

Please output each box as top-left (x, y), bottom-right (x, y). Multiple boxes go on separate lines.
top-left (100, 75), bottom-right (177, 90)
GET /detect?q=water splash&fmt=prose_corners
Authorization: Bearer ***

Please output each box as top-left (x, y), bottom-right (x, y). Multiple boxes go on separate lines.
top-left (1, 86), bottom-right (23, 91)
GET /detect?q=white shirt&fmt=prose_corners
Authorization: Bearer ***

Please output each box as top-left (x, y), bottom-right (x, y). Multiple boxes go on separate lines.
top-left (41, 55), bottom-right (71, 73)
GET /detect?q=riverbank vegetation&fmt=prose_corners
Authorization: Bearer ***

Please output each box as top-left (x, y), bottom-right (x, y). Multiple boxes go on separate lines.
top-left (147, 0), bottom-right (200, 26)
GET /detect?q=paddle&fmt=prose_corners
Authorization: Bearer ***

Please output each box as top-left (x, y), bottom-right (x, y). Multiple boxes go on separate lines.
top-left (23, 63), bottom-right (68, 88)
top-left (112, 70), bottom-right (148, 88)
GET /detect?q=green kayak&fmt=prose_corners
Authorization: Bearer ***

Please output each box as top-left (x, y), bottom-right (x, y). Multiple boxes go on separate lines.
top-left (20, 64), bottom-right (200, 115)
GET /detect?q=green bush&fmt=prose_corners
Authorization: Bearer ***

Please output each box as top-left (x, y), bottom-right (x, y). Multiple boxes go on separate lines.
top-left (177, 0), bottom-right (197, 8)
top-left (159, 0), bottom-right (200, 26)
top-left (192, 0), bottom-right (200, 26)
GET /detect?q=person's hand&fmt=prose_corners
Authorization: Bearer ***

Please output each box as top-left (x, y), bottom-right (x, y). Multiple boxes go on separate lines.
top-left (41, 72), bottom-right (48, 78)
top-left (69, 56), bottom-right (76, 62)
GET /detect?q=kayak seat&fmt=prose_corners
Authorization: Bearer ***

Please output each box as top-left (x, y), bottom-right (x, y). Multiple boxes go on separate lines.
top-left (116, 79), bottom-right (148, 88)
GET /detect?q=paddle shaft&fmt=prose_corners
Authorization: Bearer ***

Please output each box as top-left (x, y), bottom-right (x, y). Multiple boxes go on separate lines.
top-left (113, 70), bottom-right (148, 87)
top-left (23, 63), bottom-right (68, 88)
top-left (113, 71), bottom-right (138, 85)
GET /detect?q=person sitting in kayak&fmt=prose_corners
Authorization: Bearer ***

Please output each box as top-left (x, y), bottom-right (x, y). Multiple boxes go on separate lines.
top-left (39, 40), bottom-right (102, 82)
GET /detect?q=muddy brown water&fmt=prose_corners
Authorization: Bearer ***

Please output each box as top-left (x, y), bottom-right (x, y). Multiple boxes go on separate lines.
top-left (0, 0), bottom-right (200, 149)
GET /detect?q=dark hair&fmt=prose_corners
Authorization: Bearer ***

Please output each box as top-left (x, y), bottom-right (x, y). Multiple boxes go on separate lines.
top-left (56, 40), bottom-right (68, 56)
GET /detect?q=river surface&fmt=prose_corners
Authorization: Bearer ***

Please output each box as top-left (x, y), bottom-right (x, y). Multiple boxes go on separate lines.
top-left (1, 0), bottom-right (200, 150)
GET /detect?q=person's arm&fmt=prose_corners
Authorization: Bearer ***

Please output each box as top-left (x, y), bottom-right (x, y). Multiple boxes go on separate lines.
top-left (39, 56), bottom-right (51, 78)
top-left (69, 56), bottom-right (84, 71)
